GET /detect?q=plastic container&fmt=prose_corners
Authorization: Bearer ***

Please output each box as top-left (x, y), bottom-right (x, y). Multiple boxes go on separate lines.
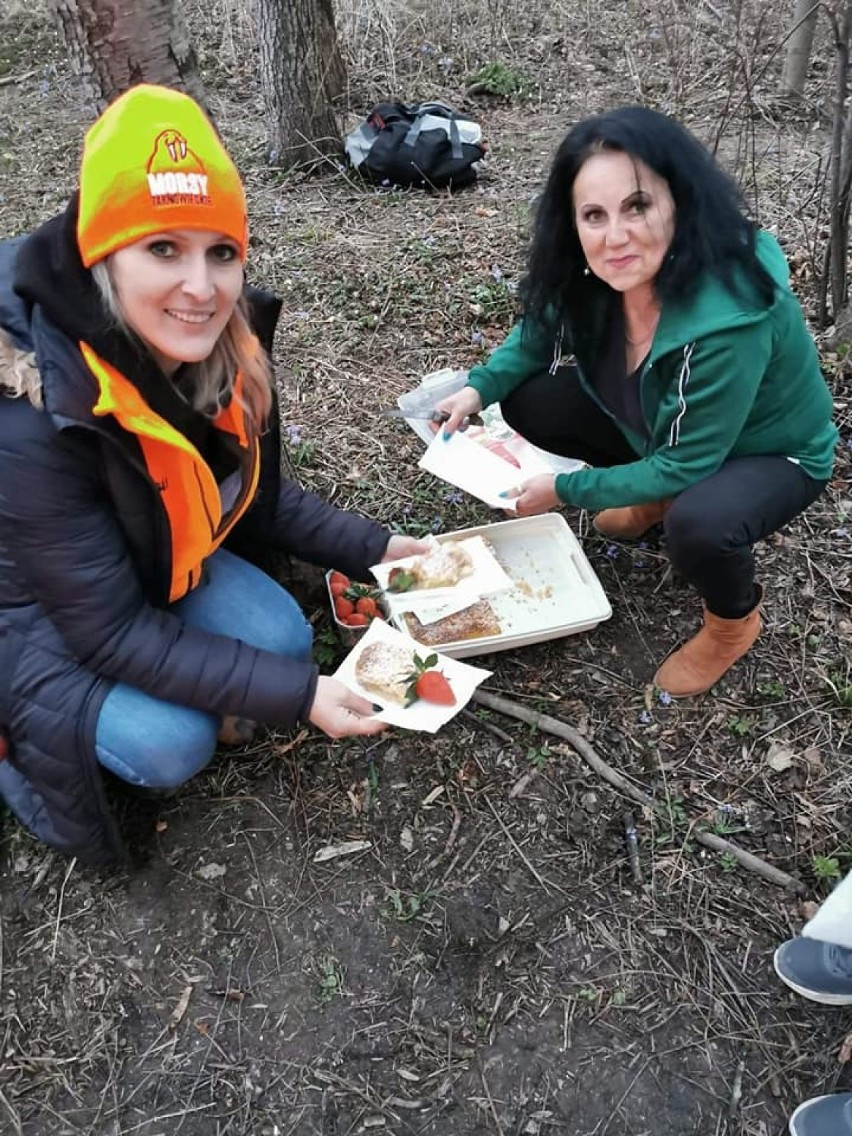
top-left (386, 514), bottom-right (611, 658)
top-left (396, 368), bottom-right (468, 444)
top-left (324, 572), bottom-right (388, 649)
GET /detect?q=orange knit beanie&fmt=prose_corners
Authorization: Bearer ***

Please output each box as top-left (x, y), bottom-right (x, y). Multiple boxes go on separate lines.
top-left (77, 84), bottom-right (248, 267)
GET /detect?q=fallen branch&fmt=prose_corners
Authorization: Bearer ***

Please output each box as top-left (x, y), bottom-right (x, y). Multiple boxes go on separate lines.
top-left (471, 689), bottom-right (807, 894)
top-left (0, 70), bottom-right (36, 89)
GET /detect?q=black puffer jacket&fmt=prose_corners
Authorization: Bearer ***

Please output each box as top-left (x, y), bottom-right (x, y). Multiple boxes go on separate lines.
top-left (0, 220), bottom-right (391, 865)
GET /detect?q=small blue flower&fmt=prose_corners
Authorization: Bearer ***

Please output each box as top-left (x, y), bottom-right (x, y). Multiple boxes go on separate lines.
top-left (834, 526), bottom-right (849, 538)
top-left (443, 490), bottom-right (464, 505)
top-left (638, 709), bottom-right (652, 725)
top-left (634, 558), bottom-right (646, 569)
top-left (285, 425), bottom-right (302, 445)
top-left (605, 544), bottom-right (619, 559)
top-left (470, 330), bottom-right (484, 345)
top-left (430, 516), bottom-right (444, 533)
top-left (491, 265), bottom-right (504, 282)
top-left (657, 690), bottom-right (672, 706)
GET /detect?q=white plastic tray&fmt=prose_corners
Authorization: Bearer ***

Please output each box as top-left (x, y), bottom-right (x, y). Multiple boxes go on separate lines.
top-left (389, 514), bottom-right (611, 658)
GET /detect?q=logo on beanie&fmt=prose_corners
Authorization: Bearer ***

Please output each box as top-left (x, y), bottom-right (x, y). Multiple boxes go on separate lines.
top-left (146, 129), bottom-right (211, 205)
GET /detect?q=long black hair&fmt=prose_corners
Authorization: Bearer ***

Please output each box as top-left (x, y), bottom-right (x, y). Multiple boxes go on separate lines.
top-left (521, 105), bottom-right (775, 334)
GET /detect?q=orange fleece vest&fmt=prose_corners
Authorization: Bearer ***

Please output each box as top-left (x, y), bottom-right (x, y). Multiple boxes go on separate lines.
top-left (82, 343), bottom-right (260, 602)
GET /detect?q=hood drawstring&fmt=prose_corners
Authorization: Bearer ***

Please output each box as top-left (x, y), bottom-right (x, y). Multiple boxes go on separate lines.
top-left (668, 342), bottom-right (695, 447)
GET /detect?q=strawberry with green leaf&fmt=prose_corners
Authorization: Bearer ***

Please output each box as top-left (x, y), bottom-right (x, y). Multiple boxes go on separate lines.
top-left (387, 567), bottom-right (417, 593)
top-left (405, 653), bottom-right (457, 707)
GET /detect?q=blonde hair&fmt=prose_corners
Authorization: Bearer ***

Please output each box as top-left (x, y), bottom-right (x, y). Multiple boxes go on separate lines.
top-left (90, 260), bottom-right (273, 431)
top-left (0, 327), bottom-right (42, 408)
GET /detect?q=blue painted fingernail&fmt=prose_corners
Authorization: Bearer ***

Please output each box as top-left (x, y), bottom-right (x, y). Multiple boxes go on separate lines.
top-left (442, 430), bottom-right (451, 441)
top-left (498, 490), bottom-right (508, 497)
top-left (371, 703), bottom-right (382, 712)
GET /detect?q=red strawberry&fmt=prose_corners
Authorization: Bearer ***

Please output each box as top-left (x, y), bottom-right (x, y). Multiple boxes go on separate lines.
top-left (334, 597), bottom-right (355, 620)
top-left (345, 613), bottom-right (369, 626)
top-left (405, 653), bottom-right (456, 707)
top-left (329, 571), bottom-right (350, 589)
top-left (415, 670), bottom-right (455, 705)
top-left (355, 596), bottom-right (378, 618)
top-left (387, 567), bottom-right (416, 593)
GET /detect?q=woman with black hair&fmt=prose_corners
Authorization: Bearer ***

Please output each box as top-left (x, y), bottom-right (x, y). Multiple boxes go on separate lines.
top-left (438, 106), bottom-right (837, 697)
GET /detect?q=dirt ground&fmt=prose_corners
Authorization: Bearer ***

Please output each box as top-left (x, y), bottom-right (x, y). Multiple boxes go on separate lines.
top-left (1, 1), bottom-right (852, 1134)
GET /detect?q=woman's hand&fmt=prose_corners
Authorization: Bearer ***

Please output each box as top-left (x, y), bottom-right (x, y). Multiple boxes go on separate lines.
top-left (500, 473), bottom-right (560, 517)
top-left (382, 534), bottom-right (431, 563)
top-left (433, 386), bottom-right (484, 437)
top-left (308, 676), bottom-right (387, 739)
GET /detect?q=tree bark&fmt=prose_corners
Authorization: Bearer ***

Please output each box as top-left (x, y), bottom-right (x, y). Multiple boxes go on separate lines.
top-left (779, 0), bottom-right (820, 99)
top-left (49, 0), bottom-right (205, 112)
top-left (818, 0), bottom-right (852, 327)
top-left (255, 0), bottom-right (346, 168)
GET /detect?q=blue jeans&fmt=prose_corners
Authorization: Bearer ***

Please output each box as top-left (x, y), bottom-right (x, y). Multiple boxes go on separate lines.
top-left (95, 549), bottom-right (313, 789)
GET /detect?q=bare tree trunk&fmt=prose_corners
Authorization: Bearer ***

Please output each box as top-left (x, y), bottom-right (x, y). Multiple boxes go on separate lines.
top-left (818, 0), bottom-right (852, 327)
top-left (49, 0), bottom-right (205, 112)
top-left (779, 0), bottom-right (820, 99)
top-left (255, 0), bottom-right (346, 168)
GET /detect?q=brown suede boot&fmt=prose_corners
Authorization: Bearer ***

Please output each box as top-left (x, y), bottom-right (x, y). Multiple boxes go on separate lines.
top-left (593, 499), bottom-right (671, 539)
top-left (654, 605), bottom-right (762, 697)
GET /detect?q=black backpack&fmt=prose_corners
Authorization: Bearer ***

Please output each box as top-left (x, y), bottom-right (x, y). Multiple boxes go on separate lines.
top-left (345, 101), bottom-right (485, 191)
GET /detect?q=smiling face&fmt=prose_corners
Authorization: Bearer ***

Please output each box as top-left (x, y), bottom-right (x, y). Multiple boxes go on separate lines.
top-left (108, 229), bottom-right (244, 376)
top-left (572, 150), bottom-right (676, 299)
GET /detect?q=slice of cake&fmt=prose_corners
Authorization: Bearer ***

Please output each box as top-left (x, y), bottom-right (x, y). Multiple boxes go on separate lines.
top-left (388, 542), bottom-right (474, 592)
top-left (402, 599), bottom-right (501, 647)
top-left (354, 642), bottom-right (415, 705)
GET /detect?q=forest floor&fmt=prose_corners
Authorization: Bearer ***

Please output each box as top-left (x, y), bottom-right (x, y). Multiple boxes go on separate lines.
top-left (1, 1), bottom-right (851, 1134)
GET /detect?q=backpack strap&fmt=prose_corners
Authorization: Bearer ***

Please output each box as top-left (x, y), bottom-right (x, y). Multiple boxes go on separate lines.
top-left (403, 104), bottom-right (464, 160)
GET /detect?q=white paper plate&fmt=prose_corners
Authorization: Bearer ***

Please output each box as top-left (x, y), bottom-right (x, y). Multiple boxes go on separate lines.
top-left (371, 535), bottom-right (512, 603)
top-left (333, 619), bottom-right (492, 733)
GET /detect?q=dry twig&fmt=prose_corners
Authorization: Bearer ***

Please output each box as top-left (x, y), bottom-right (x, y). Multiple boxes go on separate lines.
top-left (472, 689), bottom-right (807, 893)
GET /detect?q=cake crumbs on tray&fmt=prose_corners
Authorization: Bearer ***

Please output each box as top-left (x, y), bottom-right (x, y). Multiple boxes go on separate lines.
top-left (510, 577), bottom-right (555, 602)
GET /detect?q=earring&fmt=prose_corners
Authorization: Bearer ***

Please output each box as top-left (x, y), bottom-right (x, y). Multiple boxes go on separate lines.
top-left (583, 265), bottom-right (590, 276)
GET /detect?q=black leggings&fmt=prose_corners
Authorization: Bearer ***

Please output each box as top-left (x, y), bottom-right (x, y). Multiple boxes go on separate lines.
top-left (502, 369), bottom-right (828, 618)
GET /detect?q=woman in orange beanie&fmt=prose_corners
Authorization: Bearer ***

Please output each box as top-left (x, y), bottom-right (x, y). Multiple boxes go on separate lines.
top-left (0, 84), bottom-right (425, 864)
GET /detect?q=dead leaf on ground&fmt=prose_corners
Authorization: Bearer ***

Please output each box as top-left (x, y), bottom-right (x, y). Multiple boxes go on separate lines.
top-left (313, 839), bottom-right (371, 863)
top-left (803, 745), bottom-right (824, 770)
top-left (766, 741), bottom-right (795, 773)
top-left (167, 985), bottom-right (193, 1031)
top-left (196, 861), bottom-right (227, 881)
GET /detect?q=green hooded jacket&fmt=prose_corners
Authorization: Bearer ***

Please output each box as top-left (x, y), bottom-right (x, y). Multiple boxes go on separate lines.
top-left (466, 232), bottom-right (837, 510)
